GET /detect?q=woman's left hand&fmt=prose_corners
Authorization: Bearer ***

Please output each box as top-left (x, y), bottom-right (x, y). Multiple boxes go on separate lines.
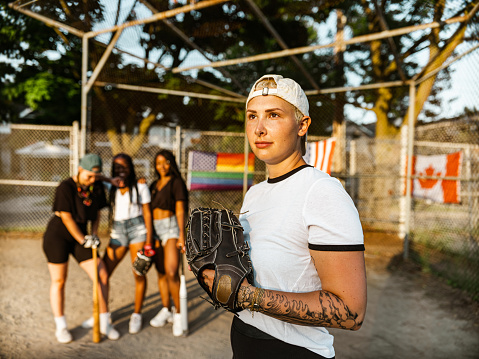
top-left (201, 268), bottom-right (215, 292)
top-left (176, 238), bottom-right (185, 253)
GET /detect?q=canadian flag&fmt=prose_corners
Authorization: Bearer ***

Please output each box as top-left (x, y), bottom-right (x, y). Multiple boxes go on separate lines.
top-left (411, 151), bottom-right (462, 204)
top-left (304, 137), bottom-right (336, 174)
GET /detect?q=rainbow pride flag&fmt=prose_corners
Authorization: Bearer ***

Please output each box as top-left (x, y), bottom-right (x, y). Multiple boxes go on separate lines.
top-left (187, 151), bottom-right (255, 191)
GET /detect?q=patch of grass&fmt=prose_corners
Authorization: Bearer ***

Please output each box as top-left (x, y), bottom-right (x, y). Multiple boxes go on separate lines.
top-left (409, 240), bottom-right (479, 301)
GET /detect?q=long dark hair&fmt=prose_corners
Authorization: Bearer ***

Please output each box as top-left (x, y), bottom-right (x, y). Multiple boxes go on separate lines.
top-left (110, 153), bottom-right (139, 206)
top-left (152, 149), bottom-right (188, 212)
top-left (153, 149), bottom-right (182, 179)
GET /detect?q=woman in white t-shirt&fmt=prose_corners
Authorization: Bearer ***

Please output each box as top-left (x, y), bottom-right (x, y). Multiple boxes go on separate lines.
top-left (201, 75), bottom-right (367, 359)
top-left (103, 153), bottom-right (154, 335)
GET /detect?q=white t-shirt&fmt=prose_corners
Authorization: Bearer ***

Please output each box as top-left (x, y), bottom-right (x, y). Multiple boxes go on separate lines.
top-left (113, 183), bottom-right (151, 221)
top-left (237, 165), bottom-right (364, 358)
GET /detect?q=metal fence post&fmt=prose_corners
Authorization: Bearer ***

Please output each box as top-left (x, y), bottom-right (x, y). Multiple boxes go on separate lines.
top-left (80, 35), bottom-right (88, 157)
top-left (243, 129), bottom-right (250, 198)
top-left (349, 139), bottom-right (357, 204)
top-left (71, 121), bottom-right (79, 176)
top-left (175, 125), bottom-right (182, 166)
top-left (404, 81), bottom-right (417, 260)
top-left (399, 125), bottom-right (408, 240)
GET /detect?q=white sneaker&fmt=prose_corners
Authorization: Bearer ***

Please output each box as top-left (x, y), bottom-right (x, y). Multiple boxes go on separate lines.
top-left (55, 328), bottom-right (73, 344)
top-left (172, 313), bottom-right (183, 337)
top-left (100, 314), bottom-right (120, 341)
top-left (101, 322), bottom-right (120, 340)
top-left (129, 313), bottom-right (142, 334)
top-left (81, 316), bottom-right (93, 329)
top-left (150, 307), bottom-right (173, 327)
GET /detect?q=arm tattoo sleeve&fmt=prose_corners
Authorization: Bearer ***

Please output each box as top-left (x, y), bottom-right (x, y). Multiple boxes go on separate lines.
top-left (245, 287), bottom-right (363, 330)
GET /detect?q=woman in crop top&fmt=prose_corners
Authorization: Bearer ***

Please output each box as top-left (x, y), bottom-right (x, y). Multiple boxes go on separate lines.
top-left (148, 149), bottom-right (188, 337)
top-left (102, 153), bottom-right (153, 335)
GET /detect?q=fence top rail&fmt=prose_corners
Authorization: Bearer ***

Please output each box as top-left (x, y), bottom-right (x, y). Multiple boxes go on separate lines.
top-left (0, 179), bottom-right (59, 187)
top-left (189, 131), bottom-right (246, 137)
top-left (415, 141), bottom-right (479, 150)
top-left (7, 124), bottom-right (73, 131)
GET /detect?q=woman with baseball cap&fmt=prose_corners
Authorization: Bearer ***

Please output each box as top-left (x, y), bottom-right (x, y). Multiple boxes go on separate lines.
top-left (43, 153), bottom-right (119, 343)
top-left (201, 75), bottom-right (367, 358)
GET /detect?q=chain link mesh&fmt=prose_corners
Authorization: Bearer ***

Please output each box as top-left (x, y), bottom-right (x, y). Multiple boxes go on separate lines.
top-left (2, 0), bottom-right (479, 296)
top-left (0, 124), bottom-right (74, 231)
top-left (408, 46), bottom-right (479, 296)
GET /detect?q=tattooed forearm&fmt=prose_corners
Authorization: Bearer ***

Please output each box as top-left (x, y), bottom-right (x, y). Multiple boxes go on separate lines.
top-left (238, 285), bottom-right (363, 330)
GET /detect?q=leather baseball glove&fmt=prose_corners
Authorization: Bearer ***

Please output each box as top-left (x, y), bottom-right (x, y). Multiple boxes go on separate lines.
top-left (186, 207), bottom-right (253, 313)
top-left (132, 244), bottom-right (155, 276)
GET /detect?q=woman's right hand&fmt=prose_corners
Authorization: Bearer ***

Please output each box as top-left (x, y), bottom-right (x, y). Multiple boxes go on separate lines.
top-left (110, 177), bottom-right (125, 187)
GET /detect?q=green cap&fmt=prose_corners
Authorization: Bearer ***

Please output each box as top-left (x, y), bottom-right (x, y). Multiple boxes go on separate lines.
top-left (79, 154), bottom-right (102, 173)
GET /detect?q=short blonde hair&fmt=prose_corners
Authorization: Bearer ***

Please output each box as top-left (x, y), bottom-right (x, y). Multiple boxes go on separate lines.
top-left (254, 79), bottom-right (305, 123)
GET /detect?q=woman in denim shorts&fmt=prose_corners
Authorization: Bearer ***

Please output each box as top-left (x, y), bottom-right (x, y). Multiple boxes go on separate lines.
top-left (148, 149), bottom-right (188, 337)
top-left (103, 153), bottom-right (154, 335)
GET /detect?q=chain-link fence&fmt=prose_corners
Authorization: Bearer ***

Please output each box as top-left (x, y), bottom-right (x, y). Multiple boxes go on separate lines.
top-left (0, 123), bottom-right (78, 231)
top-left (1, 117), bottom-right (479, 295)
top-left (2, 0), bottom-right (479, 297)
top-left (409, 120), bottom-right (479, 295)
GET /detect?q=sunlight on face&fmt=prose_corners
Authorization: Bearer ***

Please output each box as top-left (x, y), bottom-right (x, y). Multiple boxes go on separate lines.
top-left (78, 168), bottom-right (98, 187)
top-left (155, 155), bottom-right (171, 177)
top-left (246, 95), bottom-right (303, 166)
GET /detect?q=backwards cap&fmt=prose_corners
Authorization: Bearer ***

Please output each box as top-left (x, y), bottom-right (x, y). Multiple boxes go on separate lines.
top-left (246, 74), bottom-right (309, 117)
top-left (79, 153), bottom-right (102, 173)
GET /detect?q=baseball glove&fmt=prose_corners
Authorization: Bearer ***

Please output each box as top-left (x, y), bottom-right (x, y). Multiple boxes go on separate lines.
top-left (132, 245), bottom-right (155, 276)
top-left (186, 207), bottom-right (253, 313)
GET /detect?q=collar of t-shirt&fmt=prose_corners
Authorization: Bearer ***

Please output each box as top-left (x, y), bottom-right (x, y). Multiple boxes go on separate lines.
top-left (267, 164), bottom-right (312, 184)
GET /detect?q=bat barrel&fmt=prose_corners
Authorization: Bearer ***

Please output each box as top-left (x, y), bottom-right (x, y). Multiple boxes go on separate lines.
top-left (92, 245), bottom-right (101, 343)
top-left (179, 254), bottom-right (189, 336)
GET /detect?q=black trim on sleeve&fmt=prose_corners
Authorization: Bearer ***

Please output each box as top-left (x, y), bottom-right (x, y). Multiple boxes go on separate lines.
top-left (309, 244), bottom-right (365, 251)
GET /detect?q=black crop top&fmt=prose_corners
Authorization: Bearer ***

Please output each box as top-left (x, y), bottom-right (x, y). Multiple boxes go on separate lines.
top-left (53, 177), bottom-right (107, 224)
top-left (150, 177), bottom-right (188, 213)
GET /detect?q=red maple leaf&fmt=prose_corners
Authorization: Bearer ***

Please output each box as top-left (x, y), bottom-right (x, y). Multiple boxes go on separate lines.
top-left (418, 165), bottom-right (441, 189)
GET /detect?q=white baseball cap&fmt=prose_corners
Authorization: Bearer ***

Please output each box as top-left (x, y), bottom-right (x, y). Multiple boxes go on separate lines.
top-left (246, 74), bottom-right (309, 117)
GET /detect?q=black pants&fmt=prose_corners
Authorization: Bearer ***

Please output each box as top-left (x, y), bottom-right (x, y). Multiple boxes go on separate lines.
top-left (230, 316), bottom-right (333, 359)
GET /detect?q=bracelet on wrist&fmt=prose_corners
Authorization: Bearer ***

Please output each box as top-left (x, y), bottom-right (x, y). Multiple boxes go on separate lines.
top-left (250, 287), bottom-right (263, 317)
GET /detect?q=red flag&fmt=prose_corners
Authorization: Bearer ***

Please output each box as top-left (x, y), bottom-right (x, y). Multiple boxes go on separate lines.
top-left (304, 138), bottom-right (336, 174)
top-left (410, 151), bottom-right (462, 203)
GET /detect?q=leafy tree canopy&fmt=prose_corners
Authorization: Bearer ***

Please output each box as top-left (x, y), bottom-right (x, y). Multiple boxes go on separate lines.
top-left (1, 0), bottom-right (477, 143)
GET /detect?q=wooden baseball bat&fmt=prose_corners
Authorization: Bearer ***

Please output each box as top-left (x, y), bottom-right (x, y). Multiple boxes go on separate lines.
top-left (92, 244), bottom-right (101, 343)
top-left (179, 253), bottom-right (189, 336)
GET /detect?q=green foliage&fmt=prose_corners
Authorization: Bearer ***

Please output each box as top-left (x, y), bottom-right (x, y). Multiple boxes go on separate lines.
top-left (2, 0), bottom-right (474, 134)
top-left (4, 72), bottom-right (78, 110)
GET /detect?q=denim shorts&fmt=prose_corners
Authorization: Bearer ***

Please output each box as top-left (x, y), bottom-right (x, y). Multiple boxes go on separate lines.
top-left (153, 216), bottom-right (180, 247)
top-left (110, 216), bottom-right (147, 247)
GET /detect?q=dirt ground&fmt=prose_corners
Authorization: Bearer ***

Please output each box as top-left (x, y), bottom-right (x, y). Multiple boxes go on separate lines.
top-left (1, 230), bottom-right (478, 359)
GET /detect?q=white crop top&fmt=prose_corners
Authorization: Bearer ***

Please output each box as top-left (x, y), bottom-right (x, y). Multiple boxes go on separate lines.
top-left (113, 183), bottom-right (151, 221)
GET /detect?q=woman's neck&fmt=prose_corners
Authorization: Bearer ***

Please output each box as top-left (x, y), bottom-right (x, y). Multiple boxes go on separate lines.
top-left (160, 175), bottom-right (171, 183)
top-left (73, 175), bottom-right (87, 189)
top-left (266, 153), bottom-right (306, 179)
